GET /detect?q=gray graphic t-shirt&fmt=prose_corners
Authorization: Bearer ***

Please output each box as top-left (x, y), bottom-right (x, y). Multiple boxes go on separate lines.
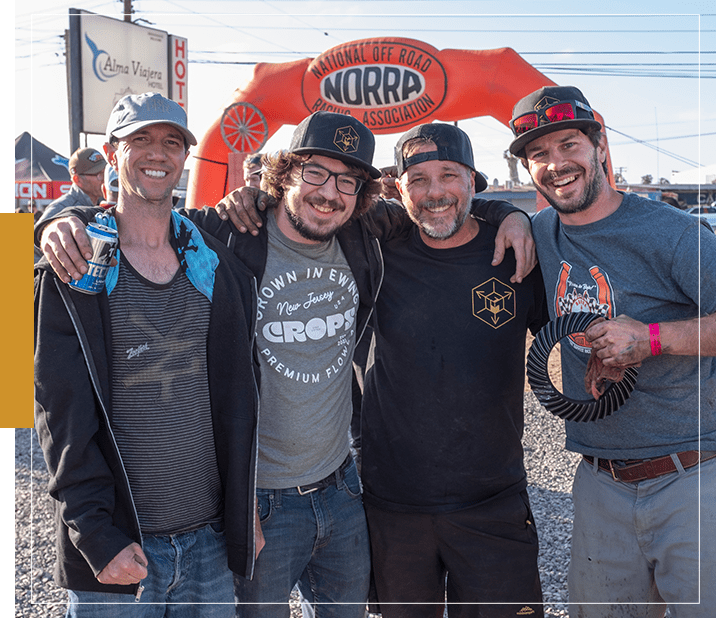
top-left (257, 212), bottom-right (359, 488)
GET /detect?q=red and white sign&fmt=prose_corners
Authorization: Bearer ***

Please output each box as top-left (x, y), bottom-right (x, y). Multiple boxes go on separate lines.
top-left (15, 181), bottom-right (72, 201)
top-left (169, 36), bottom-right (188, 113)
top-left (302, 38), bottom-right (447, 131)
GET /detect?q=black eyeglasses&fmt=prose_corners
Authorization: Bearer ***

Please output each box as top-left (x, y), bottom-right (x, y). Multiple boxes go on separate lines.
top-left (300, 163), bottom-right (364, 196)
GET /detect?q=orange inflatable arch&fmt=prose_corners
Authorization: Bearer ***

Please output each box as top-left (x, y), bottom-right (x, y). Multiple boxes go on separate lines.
top-left (187, 37), bottom-right (612, 210)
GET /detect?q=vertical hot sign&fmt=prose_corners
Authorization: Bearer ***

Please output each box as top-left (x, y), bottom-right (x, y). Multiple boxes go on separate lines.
top-left (169, 36), bottom-right (188, 112)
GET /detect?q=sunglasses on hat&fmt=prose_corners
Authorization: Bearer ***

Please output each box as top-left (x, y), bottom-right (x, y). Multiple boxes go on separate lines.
top-left (510, 100), bottom-right (594, 136)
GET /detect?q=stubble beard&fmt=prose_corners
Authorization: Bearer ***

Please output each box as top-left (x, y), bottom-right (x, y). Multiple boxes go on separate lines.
top-left (536, 150), bottom-right (604, 215)
top-left (283, 197), bottom-right (346, 243)
top-left (412, 197), bottom-right (469, 240)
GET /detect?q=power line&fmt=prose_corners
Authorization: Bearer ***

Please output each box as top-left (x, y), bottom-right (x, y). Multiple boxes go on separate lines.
top-left (605, 126), bottom-right (702, 168)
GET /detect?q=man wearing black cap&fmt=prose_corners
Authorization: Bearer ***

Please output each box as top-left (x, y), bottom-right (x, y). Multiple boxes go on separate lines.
top-left (225, 112), bottom-right (387, 617)
top-left (509, 85), bottom-right (716, 617)
top-left (34, 92), bottom-right (259, 616)
top-left (357, 122), bottom-right (547, 618)
top-left (39, 146), bottom-right (107, 223)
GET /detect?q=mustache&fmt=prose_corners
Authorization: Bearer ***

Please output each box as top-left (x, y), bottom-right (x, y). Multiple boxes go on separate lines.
top-left (417, 197), bottom-right (458, 210)
top-left (547, 167), bottom-right (582, 182)
top-left (306, 195), bottom-right (345, 211)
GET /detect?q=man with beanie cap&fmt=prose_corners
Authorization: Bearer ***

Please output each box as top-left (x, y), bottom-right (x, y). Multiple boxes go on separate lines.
top-left (357, 122), bottom-right (547, 618)
top-left (37, 110), bottom-right (536, 616)
top-left (38, 146), bottom-right (107, 222)
top-left (34, 92), bottom-right (259, 616)
top-left (509, 85), bottom-right (716, 617)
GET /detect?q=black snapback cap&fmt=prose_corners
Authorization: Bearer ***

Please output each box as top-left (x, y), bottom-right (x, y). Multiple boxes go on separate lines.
top-left (508, 85), bottom-right (602, 157)
top-left (394, 123), bottom-right (488, 193)
top-left (290, 112), bottom-right (380, 178)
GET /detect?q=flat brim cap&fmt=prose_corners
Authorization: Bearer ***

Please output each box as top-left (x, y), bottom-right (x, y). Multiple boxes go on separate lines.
top-left (106, 92), bottom-right (197, 146)
top-left (508, 85), bottom-right (602, 157)
top-left (395, 123), bottom-right (488, 193)
top-left (290, 112), bottom-right (380, 178)
top-left (69, 147), bottom-right (107, 176)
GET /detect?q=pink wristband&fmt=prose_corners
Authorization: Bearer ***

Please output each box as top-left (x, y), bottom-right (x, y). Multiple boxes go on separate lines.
top-left (649, 323), bottom-right (662, 356)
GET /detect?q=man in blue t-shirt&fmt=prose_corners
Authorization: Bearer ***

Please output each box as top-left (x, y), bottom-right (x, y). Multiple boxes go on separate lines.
top-left (509, 85), bottom-right (716, 618)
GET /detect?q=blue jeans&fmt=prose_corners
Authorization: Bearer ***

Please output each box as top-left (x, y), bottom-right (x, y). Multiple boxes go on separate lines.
top-left (66, 523), bottom-right (235, 617)
top-left (235, 458), bottom-right (370, 618)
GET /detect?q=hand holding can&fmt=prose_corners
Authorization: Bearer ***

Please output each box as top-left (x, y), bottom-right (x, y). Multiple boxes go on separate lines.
top-left (68, 223), bottom-right (119, 295)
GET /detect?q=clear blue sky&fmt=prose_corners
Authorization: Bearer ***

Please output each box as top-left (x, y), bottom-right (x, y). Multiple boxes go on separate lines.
top-left (13, 0), bottom-right (716, 191)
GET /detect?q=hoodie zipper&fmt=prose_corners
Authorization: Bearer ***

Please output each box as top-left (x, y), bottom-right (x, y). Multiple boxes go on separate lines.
top-left (54, 279), bottom-right (145, 597)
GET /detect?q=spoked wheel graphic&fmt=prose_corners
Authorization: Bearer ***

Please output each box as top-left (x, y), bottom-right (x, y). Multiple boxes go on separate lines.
top-left (220, 102), bottom-right (269, 153)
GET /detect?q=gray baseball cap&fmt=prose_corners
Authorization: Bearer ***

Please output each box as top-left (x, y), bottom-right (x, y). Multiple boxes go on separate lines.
top-left (106, 92), bottom-right (197, 146)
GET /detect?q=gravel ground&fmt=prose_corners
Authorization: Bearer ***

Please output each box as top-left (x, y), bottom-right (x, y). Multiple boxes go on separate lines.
top-left (16, 392), bottom-right (578, 618)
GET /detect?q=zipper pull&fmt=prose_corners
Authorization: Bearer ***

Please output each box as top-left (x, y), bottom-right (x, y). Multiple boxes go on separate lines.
top-left (135, 583), bottom-right (145, 602)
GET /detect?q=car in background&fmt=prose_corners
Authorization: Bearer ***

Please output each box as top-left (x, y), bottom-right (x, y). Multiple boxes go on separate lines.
top-left (687, 205), bottom-right (716, 231)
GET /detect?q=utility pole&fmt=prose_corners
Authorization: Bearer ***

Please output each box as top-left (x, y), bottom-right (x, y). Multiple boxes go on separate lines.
top-left (124, 0), bottom-right (133, 23)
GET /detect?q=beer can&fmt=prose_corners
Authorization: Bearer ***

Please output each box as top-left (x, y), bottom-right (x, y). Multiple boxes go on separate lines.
top-left (68, 223), bottom-right (119, 295)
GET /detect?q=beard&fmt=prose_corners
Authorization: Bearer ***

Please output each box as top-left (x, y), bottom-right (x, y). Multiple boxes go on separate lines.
top-left (410, 196), bottom-right (470, 240)
top-left (536, 150), bottom-right (604, 215)
top-left (283, 196), bottom-right (347, 243)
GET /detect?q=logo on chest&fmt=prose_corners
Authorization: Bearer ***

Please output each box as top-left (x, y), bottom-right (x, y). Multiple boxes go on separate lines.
top-left (472, 278), bottom-right (515, 329)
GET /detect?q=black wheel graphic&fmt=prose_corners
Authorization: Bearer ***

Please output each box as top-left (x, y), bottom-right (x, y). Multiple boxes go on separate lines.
top-left (526, 313), bottom-right (638, 422)
top-left (220, 102), bottom-right (269, 153)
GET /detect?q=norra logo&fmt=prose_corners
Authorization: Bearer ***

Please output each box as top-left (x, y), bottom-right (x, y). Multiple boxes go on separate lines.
top-left (321, 65), bottom-right (425, 108)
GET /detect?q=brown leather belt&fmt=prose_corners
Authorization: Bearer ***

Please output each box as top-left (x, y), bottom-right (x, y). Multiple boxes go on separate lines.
top-left (583, 451), bottom-right (716, 483)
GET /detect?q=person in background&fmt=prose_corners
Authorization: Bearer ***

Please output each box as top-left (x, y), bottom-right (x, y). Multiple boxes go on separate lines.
top-left (99, 164), bottom-right (120, 208)
top-left (39, 147), bottom-right (106, 222)
top-left (243, 153), bottom-right (263, 188)
top-left (510, 84), bottom-right (716, 618)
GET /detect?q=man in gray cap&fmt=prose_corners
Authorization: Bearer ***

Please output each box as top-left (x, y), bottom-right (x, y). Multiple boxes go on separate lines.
top-left (39, 146), bottom-right (107, 222)
top-left (34, 92), bottom-right (259, 616)
top-left (509, 84), bottom-right (716, 618)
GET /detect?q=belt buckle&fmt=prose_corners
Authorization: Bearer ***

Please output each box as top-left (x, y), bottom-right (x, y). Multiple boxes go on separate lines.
top-left (297, 485), bottom-right (318, 496)
top-left (607, 460), bottom-right (620, 482)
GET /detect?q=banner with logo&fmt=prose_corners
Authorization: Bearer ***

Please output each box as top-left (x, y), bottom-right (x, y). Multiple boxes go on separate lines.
top-left (188, 37), bottom-right (578, 209)
top-left (302, 39), bottom-right (447, 131)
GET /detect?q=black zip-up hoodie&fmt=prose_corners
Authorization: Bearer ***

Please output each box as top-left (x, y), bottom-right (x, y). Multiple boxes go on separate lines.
top-left (34, 225), bottom-right (260, 595)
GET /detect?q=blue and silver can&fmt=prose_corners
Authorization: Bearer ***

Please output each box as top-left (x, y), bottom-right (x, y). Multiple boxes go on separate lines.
top-left (68, 223), bottom-right (119, 295)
